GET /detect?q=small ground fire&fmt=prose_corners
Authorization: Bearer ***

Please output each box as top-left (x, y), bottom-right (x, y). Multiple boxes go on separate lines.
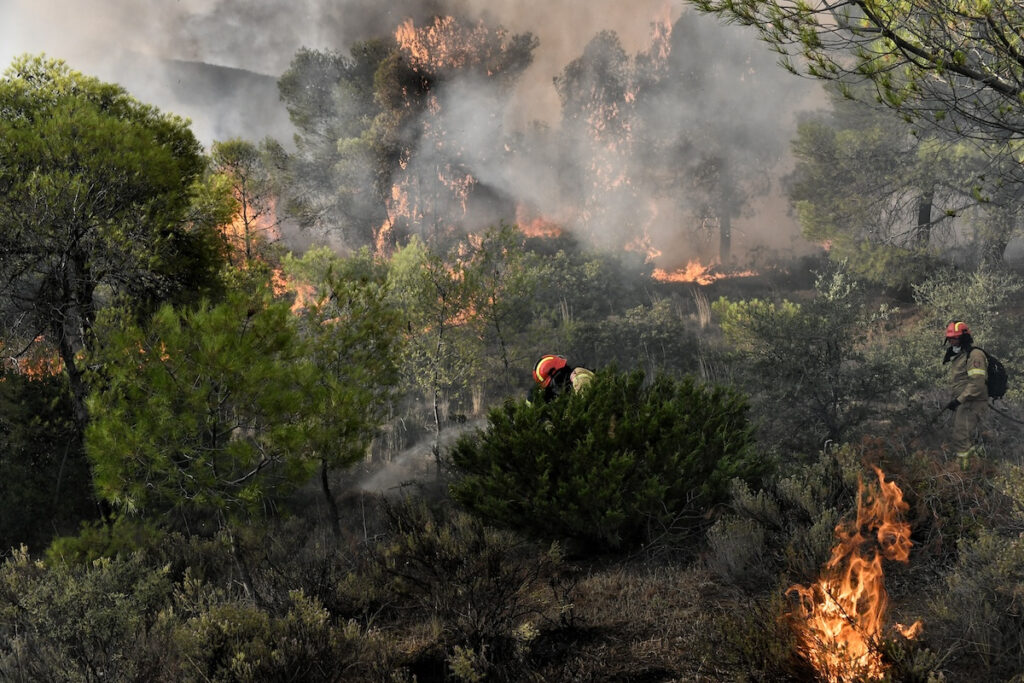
top-left (787, 466), bottom-right (921, 682)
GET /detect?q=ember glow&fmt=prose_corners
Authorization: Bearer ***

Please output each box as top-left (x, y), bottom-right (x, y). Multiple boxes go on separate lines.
top-left (787, 467), bottom-right (921, 682)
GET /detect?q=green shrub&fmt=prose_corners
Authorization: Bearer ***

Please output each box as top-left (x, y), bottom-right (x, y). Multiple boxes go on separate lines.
top-left (169, 576), bottom-right (373, 683)
top-left (449, 369), bottom-right (765, 552)
top-left (705, 445), bottom-right (861, 590)
top-left (0, 548), bottom-right (173, 681)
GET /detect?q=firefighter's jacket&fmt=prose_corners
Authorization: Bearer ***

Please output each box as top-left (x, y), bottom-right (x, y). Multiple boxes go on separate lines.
top-left (569, 367), bottom-right (595, 392)
top-left (542, 365), bottom-right (595, 402)
top-left (949, 347), bottom-right (988, 403)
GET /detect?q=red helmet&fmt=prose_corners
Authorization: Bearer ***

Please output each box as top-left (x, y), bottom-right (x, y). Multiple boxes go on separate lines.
top-left (945, 321), bottom-right (971, 342)
top-left (533, 354), bottom-right (567, 387)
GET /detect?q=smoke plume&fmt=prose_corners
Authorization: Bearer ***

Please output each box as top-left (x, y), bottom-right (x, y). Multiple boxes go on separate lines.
top-left (3, 0), bottom-right (823, 263)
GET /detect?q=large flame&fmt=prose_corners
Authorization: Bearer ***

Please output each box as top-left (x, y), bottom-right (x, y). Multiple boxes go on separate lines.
top-left (787, 467), bottom-right (921, 682)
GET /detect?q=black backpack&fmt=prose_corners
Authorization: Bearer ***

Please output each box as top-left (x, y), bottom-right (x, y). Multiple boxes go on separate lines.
top-left (975, 347), bottom-right (1009, 399)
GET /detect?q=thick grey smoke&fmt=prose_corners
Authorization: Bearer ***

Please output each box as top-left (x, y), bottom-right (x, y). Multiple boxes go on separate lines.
top-left (2, 0), bottom-right (823, 262)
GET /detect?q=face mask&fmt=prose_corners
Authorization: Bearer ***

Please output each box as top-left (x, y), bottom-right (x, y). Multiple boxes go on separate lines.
top-left (951, 345), bottom-right (962, 354)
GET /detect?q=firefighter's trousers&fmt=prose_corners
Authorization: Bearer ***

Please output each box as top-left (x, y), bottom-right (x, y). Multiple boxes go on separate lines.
top-left (952, 399), bottom-right (987, 456)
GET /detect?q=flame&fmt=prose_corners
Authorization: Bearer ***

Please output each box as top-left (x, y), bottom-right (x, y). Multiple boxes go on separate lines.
top-left (1, 337), bottom-right (64, 379)
top-left (221, 196), bottom-right (280, 264)
top-left (270, 268), bottom-right (316, 314)
top-left (787, 467), bottom-right (921, 682)
top-left (515, 203), bottom-right (562, 238)
top-left (624, 221), bottom-right (663, 263)
top-left (651, 260), bottom-right (757, 285)
top-left (396, 17), bottom-right (491, 72)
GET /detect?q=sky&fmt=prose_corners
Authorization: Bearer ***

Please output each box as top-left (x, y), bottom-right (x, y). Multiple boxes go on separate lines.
top-left (0, 0), bottom-right (825, 263)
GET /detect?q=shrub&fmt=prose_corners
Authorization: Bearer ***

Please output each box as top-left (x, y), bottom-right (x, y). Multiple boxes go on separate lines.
top-left (0, 548), bottom-right (173, 681)
top-left (705, 445), bottom-right (861, 590)
top-left (358, 497), bottom-right (574, 680)
top-left (449, 369), bottom-right (765, 552)
top-left (928, 529), bottom-right (1024, 679)
top-left (169, 577), bottom-right (375, 682)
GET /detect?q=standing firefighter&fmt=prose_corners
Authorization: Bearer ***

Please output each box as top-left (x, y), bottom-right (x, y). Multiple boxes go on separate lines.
top-left (532, 354), bottom-right (595, 402)
top-left (942, 321), bottom-right (988, 469)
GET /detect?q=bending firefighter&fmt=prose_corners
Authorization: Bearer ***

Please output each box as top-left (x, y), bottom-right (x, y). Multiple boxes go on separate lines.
top-left (532, 354), bottom-right (595, 402)
top-left (942, 321), bottom-right (988, 469)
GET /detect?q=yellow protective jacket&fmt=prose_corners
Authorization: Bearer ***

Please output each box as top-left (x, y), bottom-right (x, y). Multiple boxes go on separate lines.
top-left (569, 367), bottom-right (595, 393)
top-left (950, 347), bottom-right (988, 403)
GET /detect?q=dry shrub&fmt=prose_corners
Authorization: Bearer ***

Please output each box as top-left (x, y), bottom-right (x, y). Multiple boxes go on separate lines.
top-left (704, 446), bottom-right (859, 591)
top-left (367, 497), bottom-right (576, 680)
top-left (926, 529), bottom-right (1024, 679)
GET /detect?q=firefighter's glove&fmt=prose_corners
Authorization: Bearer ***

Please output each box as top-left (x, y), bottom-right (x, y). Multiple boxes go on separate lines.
top-left (946, 398), bottom-right (961, 412)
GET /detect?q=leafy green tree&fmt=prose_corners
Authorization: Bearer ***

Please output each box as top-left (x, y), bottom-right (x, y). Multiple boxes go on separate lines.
top-left (0, 372), bottom-right (95, 551)
top-left (388, 237), bottom-right (479, 471)
top-left (276, 43), bottom-right (392, 248)
top-left (450, 369), bottom-right (764, 552)
top-left (554, 31), bottom-right (640, 250)
top-left (283, 247), bottom-right (405, 536)
top-left (689, 0), bottom-right (1024, 145)
top-left (790, 86), bottom-right (1024, 279)
top-left (0, 55), bottom-right (226, 427)
top-left (460, 223), bottom-right (543, 393)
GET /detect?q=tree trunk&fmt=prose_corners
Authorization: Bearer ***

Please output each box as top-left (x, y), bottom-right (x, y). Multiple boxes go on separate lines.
top-left (55, 322), bottom-right (89, 430)
top-left (228, 526), bottom-right (257, 602)
top-left (915, 190), bottom-right (934, 245)
top-left (320, 458), bottom-right (341, 540)
top-left (981, 205), bottom-right (1017, 267)
top-left (719, 213), bottom-right (732, 265)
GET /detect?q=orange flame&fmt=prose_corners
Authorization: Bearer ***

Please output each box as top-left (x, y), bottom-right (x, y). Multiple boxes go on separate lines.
top-left (1, 337), bottom-right (63, 379)
top-left (787, 467), bottom-right (921, 682)
top-left (222, 196), bottom-right (279, 264)
top-left (651, 260), bottom-right (757, 285)
top-left (515, 203), bottom-right (562, 238)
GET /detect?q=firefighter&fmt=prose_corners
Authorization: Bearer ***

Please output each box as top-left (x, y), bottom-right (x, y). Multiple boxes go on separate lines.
top-left (532, 354), bottom-right (595, 402)
top-left (942, 321), bottom-right (988, 469)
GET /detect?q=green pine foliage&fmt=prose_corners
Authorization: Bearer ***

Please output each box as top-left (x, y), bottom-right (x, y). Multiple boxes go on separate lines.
top-left (449, 369), bottom-right (765, 552)
top-left (85, 267), bottom-right (317, 522)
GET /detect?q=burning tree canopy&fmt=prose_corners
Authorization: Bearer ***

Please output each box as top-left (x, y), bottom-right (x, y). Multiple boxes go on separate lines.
top-left (275, 11), bottom-right (807, 269)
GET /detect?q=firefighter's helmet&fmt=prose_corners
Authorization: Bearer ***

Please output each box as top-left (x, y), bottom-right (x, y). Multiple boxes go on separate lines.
top-left (945, 321), bottom-right (971, 342)
top-left (533, 354), bottom-right (567, 387)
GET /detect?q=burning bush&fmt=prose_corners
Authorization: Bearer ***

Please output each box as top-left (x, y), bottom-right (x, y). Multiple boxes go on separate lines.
top-left (448, 368), bottom-right (765, 553)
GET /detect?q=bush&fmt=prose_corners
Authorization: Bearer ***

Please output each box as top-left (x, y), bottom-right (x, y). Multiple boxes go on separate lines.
top-left (367, 497), bottom-right (574, 680)
top-left (928, 529), bottom-right (1024, 679)
top-left (0, 548), bottom-right (173, 681)
top-left (705, 445), bottom-right (861, 590)
top-left (169, 577), bottom-right (376, 682)
top-left (449, 369), bottom-right (765, 552)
